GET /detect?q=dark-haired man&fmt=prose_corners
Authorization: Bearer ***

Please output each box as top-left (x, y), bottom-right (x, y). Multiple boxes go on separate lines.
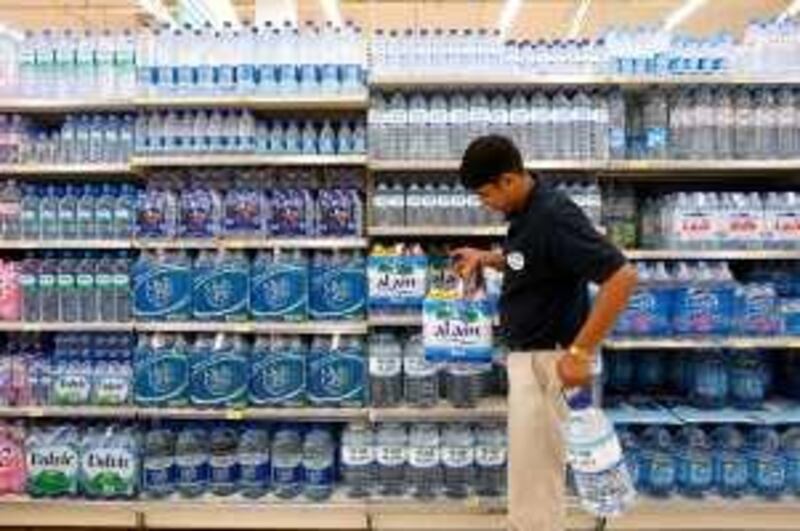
top-left (451, 135), bottom-right (637, 531)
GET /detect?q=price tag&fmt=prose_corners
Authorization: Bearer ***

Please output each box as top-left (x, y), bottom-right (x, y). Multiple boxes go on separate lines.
top-left (27, 407), bottom-right (44, 418)
top-left (225, 409), bottom-right (245, 421)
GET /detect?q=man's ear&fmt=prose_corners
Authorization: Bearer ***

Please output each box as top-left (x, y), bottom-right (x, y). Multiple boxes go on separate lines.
top-left (498, 172), bottom-right (517, 188)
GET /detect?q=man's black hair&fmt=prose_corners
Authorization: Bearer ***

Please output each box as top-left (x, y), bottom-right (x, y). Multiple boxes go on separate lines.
top-left (459, 134), bottom-right (525, 190)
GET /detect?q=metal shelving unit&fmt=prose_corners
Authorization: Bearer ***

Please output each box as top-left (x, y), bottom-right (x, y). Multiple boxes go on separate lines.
top-left (369, 158), bottom-right (800, 174)
top-left (0, 163), bottom-right (133, 175)
top-left (0, 322), bottom-right (134, 333)
top-left (369, 73), bottom-right (800, 89)
top-left (133, 236), bottom-right (368, 250)
top-left (369, 226), bottom-right (507, 238)
top-left (131, 154), bottom-right (367, 168)
top-left (133, 94), bottom-right (369, 111)
top-left (134, 320), bottom-right (369, 335)
top-left (605, 336), bottom-right (800, 350)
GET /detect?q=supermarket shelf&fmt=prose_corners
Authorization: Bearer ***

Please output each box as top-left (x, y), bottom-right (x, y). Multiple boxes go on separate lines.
top-left (369, 225), bottom-right (507, 238)
top-left (626, 249), bottom-right (800, 260)
top-left (0, 239), bottom-right (131, 250)
top-left (131, 154), bottom-right (367, 168)
top-left (134, 236), bottom-right (368, 250)
top-left (369, 158), bottom-right (800, 173)
top-left (0, 98), bottom-right (134, 113)
top-left (370, 398), bottom-right (507, 422)
top-left (604, 336), bottom-right (800, 349)
top-left (0, 497), bottom-right (139, 528)
top-left (134, 320), bottom-right (369, 335)
top-left (369, 73), bottom-right (800, 89)
top-left (137, 407), bottom-right (368, 422)
top-left (0, 163), bottom-right (132, 175)
top-left (134, 94), bottom-right (368, 111)
top-left (0, 321), bottom-right (134, 333)
top-left (141, 495), bottom-right (368, 530)
top-left (0, 405), bottom-right (139, 419)
top-left (368, 314), bottom-right (423, 327)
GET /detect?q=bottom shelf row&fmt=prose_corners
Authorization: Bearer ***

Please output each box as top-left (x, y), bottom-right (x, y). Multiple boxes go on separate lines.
top-left (0, 496), bottom-right (799, 530)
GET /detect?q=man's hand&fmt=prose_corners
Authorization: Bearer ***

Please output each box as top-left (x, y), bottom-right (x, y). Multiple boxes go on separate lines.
top-left (556, 351), bottom-right (593, 388)
top-left (450, 247), bottom-right (488, 280)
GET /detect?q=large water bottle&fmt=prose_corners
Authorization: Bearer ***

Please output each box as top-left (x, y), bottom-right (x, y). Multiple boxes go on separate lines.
top-left (733, 88), bottom-right (756, 159)
top-left (403, 333), bottom-right (440, 408)
top-left (271, 425), bottom-right (304, 500)
top-left (746, 427), bottom-right (786, 498)
top-left (445, 362), bottom-right (488, 408)
top-left (448, 93), bottom-right (469, 158)
top-left (408, 423), bottom-right (441, 500)
top-left (565, 390), bottom-right (636, 516)
top-left (142, 426), bottom-right (176, 498)
top-left (710, 425), bottom-right (748, 498)
top-left (754, 88), bottom-right (778, 159)
top-left (369, 331), bottom-right (403, 408)
top-left (714, 87), bottom-right (735, 160)
top-left (427, 93), bottom-right (449, 160)
top-left (303, 425), bottom-right (335, 501)
top-left (237, 424), bottom-right (270, 499)
top-left (386, 93), bottom-right (407, 160)
top-left (340, 423), bottom-right (374, 499)
top-left (781, 427), bottom-right (800, 497)
top-left (375, 423), bottom-right (407, 497)
top-left (175, 423), bottom-right (209, 498)
top-left (474, 423), bottom-right (507, 498)
top-left (407, 92), bottom-right (428, 159)
top-left (675, 427), bottom-right (713, 497)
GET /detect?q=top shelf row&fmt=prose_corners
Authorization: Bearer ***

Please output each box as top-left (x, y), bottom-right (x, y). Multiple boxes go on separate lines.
top-left (8, 73), bottom-right (800, 113)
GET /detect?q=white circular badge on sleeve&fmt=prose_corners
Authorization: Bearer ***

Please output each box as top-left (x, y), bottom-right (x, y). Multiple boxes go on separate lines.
top-left (506, 251), bottom-right (525, 271)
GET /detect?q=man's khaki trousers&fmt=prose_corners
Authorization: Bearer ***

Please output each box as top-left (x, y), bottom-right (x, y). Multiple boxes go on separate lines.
top-left (507, 351), bottom-right (569, 531)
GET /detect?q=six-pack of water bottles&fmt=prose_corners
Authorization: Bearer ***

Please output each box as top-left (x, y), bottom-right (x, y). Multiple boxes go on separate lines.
top-left (619, 424), bottom-right (800, 499)
top-left (136, 111), bottom-right (366, 156)
top-left (370, 20), bottom-right (800, 78)
top-left (0, 113), bottom-right (135, 165)
top-left (132, 249), bottom-right (365, 322)
top-left (615, 261), bottom-right (800, 337)
top-left (3, 22), bottom-right (365, 100)
top-left (135, 170), bottom-right (363, 239)
top-left (133, 333), bottom-right (366, 409)
top-left (0, 333), bottom-right (133, 407)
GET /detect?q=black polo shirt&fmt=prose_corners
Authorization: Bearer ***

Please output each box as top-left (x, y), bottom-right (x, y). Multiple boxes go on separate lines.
top-left (500, 178), bottom-right (626, 351)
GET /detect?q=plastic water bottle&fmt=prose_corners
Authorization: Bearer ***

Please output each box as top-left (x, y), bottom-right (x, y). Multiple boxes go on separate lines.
top-left (445, 362), bottom-right (488, 408)
top-left (407, 423), bottom-right (441, 500)
top-left (19, 253), bottom-right (40, 323)
top-left (640, 426), bottom-right (675, 497)
top-left (208, 423), bottom-right (239, 496)
top-left (403, 333), bottom-right (440, 408)
top-left (75, 252), bottom-right (97, 322)
top-left (303, 425), bottom-right (335, 501)
top-left (369, 331), bottom-right (403, 408)
top-left (142, 426), bottom-right (176, 498)
top-left (474, 423), bottom-right (507, 498)
top-left (238, 424), bottom-right (270, 499)
top-left (340, 423), bottom-right (374, 499)
top-left (711, 425), bottom-right (748, 498)
top-left (271, 425), bottom-right (303, 500)
top-left (375, 423), bottom-right (407, 497)
top-left (441, 423), bottom-right (475, 499)
top-left (690, 350), bottom-right (729, 409)
top-left (175, 424), bottom-right (209, 498)
top-left (675, 427), bottom-right (713, 497)
top-left (566, 389), bottom-right (636, 515)
top-left (781, 427), bottom-right (800, 497)
top-left (747, 427), bottom-right (786, 498)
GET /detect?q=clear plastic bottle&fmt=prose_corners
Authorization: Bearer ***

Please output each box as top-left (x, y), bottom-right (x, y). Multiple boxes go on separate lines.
top-left (142, 426), bottom-right (176, 499)
top-left (271, 425), bottom-right (303, 500)
top-left (369, 331), bottom-right (403, 408)
top-left (175, 423), bottom-right (209, 498)
top-left (441, 423), bottom-right (475, 499)
top-left (408, 423), bottom-right (441, 500)
top-left (474, 423), bottom-right (507, 498)
top-left (375, 423), bottom-right (407, 497)
top-left (340, 423), bottom-right (374, 499)
top-left (402, 333), bottom-right (440, 408)
top-left (208, 422), bottom-right (240, 497)
top-left (238, 424), bottom-right (270, 499)
top-left (675, 426), bottom-right (713, 497)
top-left (303, 425), bottom-right (336, 501)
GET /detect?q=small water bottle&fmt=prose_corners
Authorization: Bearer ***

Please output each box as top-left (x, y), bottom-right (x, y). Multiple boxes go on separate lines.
top-left (565, 388), bottom-right (636, 517)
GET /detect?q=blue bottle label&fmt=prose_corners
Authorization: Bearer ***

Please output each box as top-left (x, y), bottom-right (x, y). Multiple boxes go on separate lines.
top-left (309, 265), bottom-right (365, 319)
top-left (133, 263), bottom-right (192, 318)
top-left (249, 353), bottom-right (305, 405)
top-left (176, 455), bottom-right (208, 487)
top-left (134, 353), bottom-right (189, 405)
top-left (239, 453), bottom-right (270, 487)
top-left (192, 265), bottom-right (249, 319)
top-left (250, 263), bottom-right (307, 319)
top-left (307, 351), bottom-right (365, 405)
top-left (189, 352), bottom-right (248, 406)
